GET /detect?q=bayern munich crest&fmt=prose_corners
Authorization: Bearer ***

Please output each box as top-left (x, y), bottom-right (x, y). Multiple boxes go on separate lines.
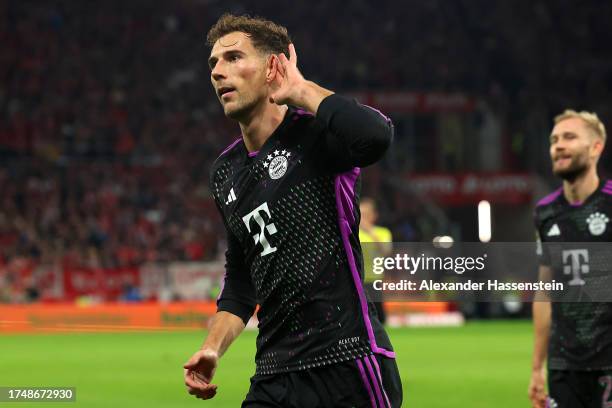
top-left (586, 212), bottom-right (609, 236)
top-left (263, 149), bottom-right (291, 180)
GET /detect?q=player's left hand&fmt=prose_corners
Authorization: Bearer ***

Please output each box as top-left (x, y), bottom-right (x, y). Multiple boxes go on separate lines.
top-left (269, 43), bottom-right (306, 106)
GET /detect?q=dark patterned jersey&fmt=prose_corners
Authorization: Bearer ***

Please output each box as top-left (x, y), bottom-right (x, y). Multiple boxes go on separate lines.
top-left (210, 95), bottom-right (396, 375)
top-left (534, 179), bottom-right (612, 370)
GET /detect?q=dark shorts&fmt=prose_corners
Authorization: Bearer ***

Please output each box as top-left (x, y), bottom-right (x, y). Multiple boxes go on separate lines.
top-left (242, 354), bottom-right (403, 408)
top-left (548, 369), bottom-right (612, 408)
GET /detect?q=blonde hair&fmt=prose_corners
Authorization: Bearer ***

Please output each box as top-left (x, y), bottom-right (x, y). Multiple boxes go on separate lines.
top-left (554, 109), bottom-right (607, 143)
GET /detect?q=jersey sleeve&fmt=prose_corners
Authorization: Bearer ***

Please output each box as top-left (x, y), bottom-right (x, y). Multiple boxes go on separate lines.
top-left (315, 94), bottom-right (393, 171)
top-left (209, 174), bottom-right (257, 324)
top-left (217, 223), bottom-right (257, 325)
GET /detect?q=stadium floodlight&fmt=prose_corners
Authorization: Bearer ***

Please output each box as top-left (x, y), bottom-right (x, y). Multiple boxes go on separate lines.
top-left (433, 235), bottom-right (454, 248)
top-left (478, 200), bottom-right (492, 242)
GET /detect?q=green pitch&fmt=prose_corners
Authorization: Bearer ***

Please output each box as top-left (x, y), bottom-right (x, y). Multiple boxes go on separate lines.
top-left (0, 320), bottom-right (532, 407)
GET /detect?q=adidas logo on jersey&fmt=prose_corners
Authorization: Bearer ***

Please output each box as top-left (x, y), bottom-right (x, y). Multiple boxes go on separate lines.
top-left (225, 188), bottom-right (237, 205)
top-left (546, 223), bottom-right (561, 237)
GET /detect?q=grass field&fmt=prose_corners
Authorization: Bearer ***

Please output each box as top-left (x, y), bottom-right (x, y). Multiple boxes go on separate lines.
top-left (0, 320), bottom-right (533, 407)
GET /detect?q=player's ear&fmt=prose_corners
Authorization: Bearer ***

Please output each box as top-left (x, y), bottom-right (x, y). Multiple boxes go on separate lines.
top-left (591, 138), bottom-right (604, 158)
top-left (265, 54), bottom-right (277, 83)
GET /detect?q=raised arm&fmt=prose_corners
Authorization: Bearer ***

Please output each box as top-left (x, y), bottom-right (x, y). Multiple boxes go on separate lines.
top-left (268, 44), bottom-right (392, 170)
top-left (316, 94), bottom-right (393, 169)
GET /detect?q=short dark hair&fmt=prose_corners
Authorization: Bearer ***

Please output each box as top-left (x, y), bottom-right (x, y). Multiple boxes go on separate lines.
top-left (206, 13), bottom-right (291, 57)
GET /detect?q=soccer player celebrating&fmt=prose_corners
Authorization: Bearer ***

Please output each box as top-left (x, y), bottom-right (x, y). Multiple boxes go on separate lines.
top-left (529, 110), bottom-right (612, 408)
top-left (184, 14), bottom-right (402, 407)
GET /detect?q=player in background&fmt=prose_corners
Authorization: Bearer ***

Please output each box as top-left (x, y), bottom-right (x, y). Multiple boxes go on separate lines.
top-left (359, 197), bottom-right (393, 324)
top-left (529, 110), bottom-right (612, 408)
top-left (183, 14), bottom-right (402, 407)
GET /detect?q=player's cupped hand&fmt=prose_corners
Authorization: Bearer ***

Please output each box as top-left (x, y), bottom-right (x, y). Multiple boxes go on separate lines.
top-left (269, 43), bottom-right (305, 106)
top-left (184, 349), bottom-right (219, 400)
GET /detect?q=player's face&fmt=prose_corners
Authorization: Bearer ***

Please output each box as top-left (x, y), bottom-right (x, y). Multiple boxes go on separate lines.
top-left (209, 32), bottom-right (268, 120)
top-left (360, 202), bottom-right (378, 225)
top-left (549, 118), bottom-right (599, 180)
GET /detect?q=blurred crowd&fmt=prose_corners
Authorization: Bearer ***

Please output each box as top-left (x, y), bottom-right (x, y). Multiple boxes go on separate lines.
top-left (1, 0), bottom-right (611, 270)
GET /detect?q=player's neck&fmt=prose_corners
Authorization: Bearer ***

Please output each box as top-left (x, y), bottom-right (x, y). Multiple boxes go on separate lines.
top-left (239, 103), bottom-right (288, 153)
top-left (562, 169), bottom-right (600, 205)
top-left (360, 223), bottom-right (373, 233)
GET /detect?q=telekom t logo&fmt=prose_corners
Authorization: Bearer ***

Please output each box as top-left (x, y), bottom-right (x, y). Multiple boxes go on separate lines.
top-left (242, 202), bottom-right (278, 257)
top-left (562, 249), bottom-right (589, 286)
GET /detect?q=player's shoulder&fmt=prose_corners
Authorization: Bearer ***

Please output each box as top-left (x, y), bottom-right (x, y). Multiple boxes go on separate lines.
top-left (373, 226), bottom-right (393, 241)
top-left (209, 137), bottom-right (243, 188)
top-left (535, 186), bottom-right (563, 209)
top-left (211, 138), bottom-right (242, 171)
top-left (534, 186), bottom-right (564, 224)
top-left (291, 107), bottom-right (315, 121)
top-left (287, 107), bottom-right (321, 135)
top-left (276, 107), bottom-right (325, 152)
top-left (358, 229), bottom-right (373, 243)
top-left (600, 179), bottom-right (612, 202)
